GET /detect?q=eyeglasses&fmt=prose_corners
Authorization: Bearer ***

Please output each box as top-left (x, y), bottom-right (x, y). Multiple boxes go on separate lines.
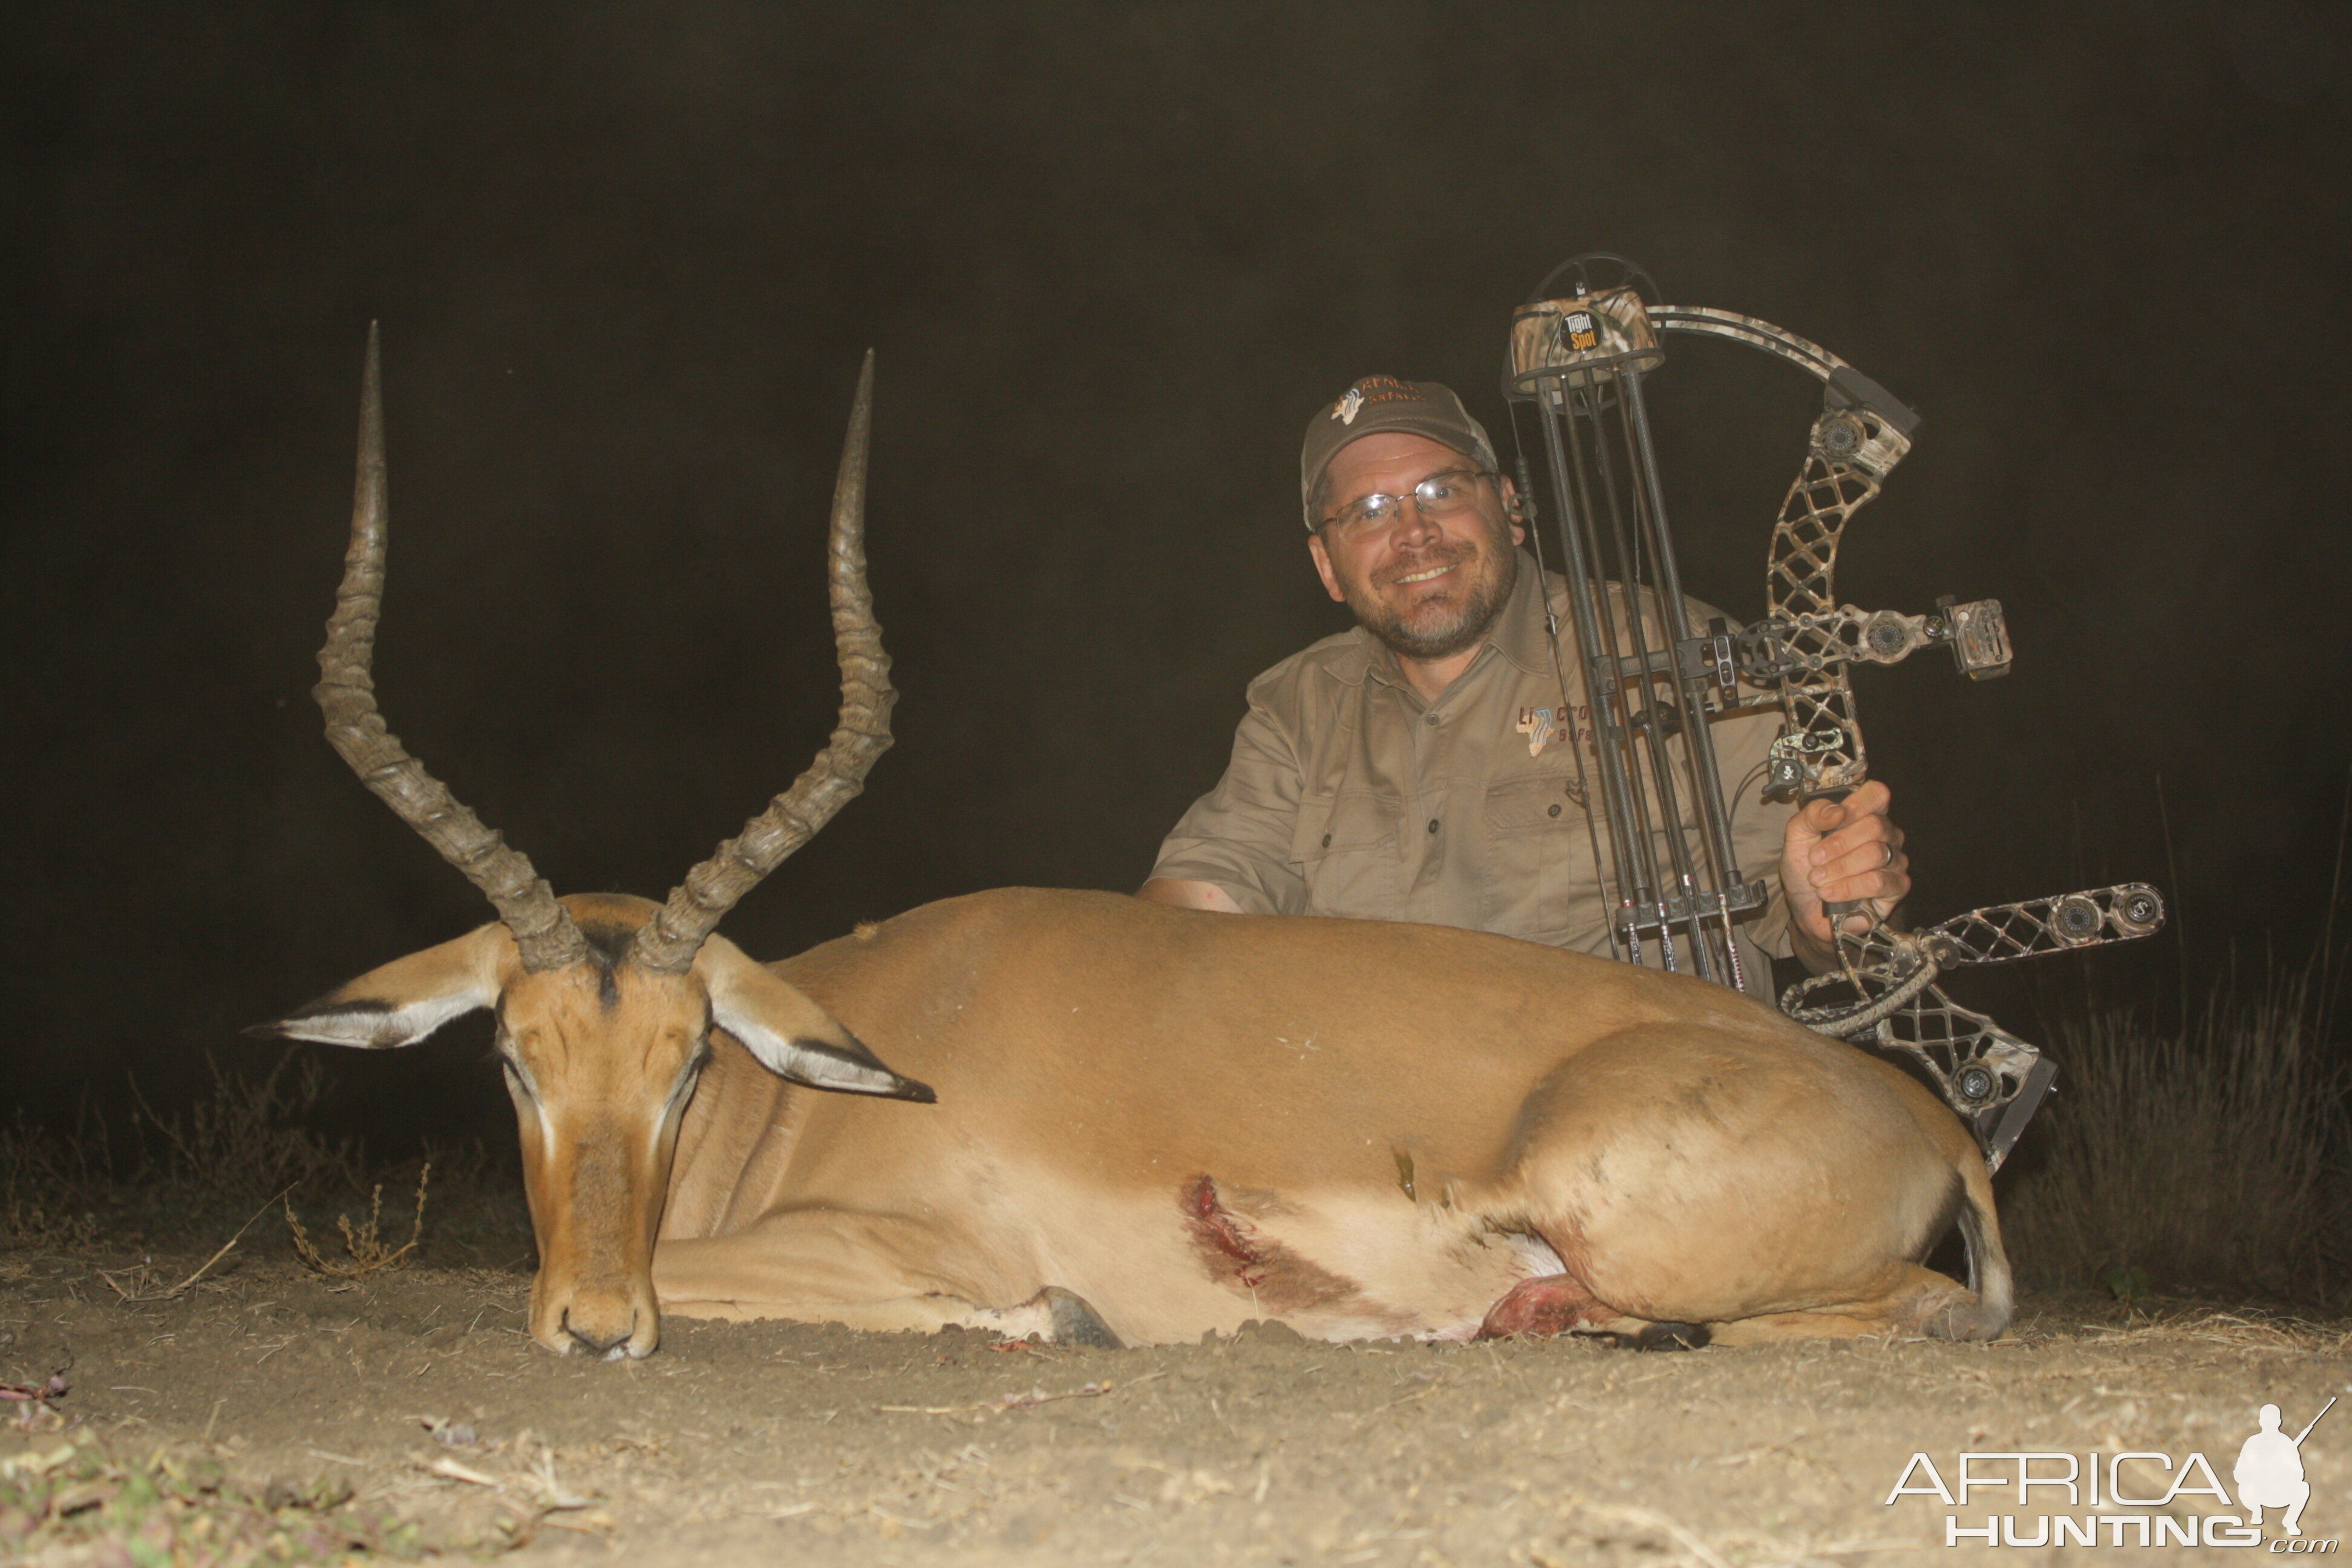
top-left (1321, 469), bottom-right (1497, 536)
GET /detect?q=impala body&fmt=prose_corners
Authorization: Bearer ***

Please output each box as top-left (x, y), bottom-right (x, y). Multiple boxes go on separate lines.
top-left (261, 334), bottom-right (2010, 1358)
top-left (656, 887), bottom-right (2006, 1349)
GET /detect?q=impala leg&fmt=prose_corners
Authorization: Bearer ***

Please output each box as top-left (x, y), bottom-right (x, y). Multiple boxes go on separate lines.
top-left (1703, 1264), bottom-right (1992, 1345)
top-left (1489, 1025), bottom-right (1999, 1345)
top-left (661, 1283), bottom-right (1109, 1341)
top-left (1477, 1274), bottom-right (1711, 1348)
top-left (652, 1217), bottom-right (1120, 1344)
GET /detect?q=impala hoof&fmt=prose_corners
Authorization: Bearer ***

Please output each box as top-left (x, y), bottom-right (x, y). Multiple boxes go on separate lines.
top-left (1628, 1320), bottom-right (1710, 1352)
top-left (1038, 1287), bottom-right (1123, 1349)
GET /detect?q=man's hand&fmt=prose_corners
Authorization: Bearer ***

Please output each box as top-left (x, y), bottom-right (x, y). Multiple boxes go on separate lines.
top-left (1781, 779), bottom-right (1910, 972)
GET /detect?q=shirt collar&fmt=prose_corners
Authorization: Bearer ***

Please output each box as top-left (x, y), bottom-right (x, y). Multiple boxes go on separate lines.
top-left (1352, 548), bottom-right (1558, 694)
top-left (1492, 552), bottom-right (1564, 680)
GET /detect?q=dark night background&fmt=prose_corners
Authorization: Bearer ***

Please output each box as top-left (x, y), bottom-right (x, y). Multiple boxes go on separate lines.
top-left (5, 3), bottom-right (2348, 1157)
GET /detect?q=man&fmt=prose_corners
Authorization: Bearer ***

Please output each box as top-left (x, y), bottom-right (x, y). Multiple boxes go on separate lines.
top-left (1139, 376), bottom-right (1909, 978)
top-left (2235, 1401), bottom-right (2322, 1537)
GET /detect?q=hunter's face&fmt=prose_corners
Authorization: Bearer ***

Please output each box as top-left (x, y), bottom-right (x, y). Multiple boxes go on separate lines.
top-left (1308, 433), bottom-right (1523, 662)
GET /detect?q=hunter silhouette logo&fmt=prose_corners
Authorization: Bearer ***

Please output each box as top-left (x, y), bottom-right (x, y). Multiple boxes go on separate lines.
top-left (2238, 1398), bottom-right (2333, 1538)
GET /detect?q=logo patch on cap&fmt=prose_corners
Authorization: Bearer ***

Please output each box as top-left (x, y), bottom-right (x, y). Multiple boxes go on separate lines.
top-left (1333, 388), bottom-right (1364, 425)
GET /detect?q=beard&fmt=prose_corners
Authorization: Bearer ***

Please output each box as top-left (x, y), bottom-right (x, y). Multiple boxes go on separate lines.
top-left (1334, 517), bottom-right (1520, 662)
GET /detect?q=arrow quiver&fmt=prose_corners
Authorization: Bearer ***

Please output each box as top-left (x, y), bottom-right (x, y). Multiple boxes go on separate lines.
top-left (1500, 254), bottom-right (2165, 1172)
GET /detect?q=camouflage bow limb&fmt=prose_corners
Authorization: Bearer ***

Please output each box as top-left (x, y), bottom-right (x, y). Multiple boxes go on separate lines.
top-left (1647, 307), bottom-right (2160, 1171)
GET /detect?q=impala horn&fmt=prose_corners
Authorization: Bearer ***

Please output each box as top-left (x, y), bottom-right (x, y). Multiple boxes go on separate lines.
top-left (314, 324), bottom-right (589, 972)
top-left (630, 350), bottom-right (894, 974)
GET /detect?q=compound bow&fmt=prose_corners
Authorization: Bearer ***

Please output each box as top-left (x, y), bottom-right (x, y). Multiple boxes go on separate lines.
top-left (1503, 254), bottom-right (2163, 1171)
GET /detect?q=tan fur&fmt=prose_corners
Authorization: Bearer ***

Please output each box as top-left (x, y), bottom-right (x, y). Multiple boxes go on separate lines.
top-left (653, 887), bottom-right (2012, 1349)
top-left (281, 886), bottom-right (2010, 1354)
top-left (268, 892), bottom-right (872, 1358)
top-left (495, 921), bottom-right (705, 1359)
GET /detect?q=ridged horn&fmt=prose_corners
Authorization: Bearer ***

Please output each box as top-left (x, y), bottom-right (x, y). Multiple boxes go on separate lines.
top-left (630, 351), bottom-right (894, 974)
top-left (314, 324), bottom-right (588, 972)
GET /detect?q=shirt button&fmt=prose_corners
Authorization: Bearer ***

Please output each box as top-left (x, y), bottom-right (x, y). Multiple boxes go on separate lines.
top-left (1549, 803), bottom-right (1563, 817)
top-left (1426, 818), bottom-right (1440, 834)
top-left (1321, 832), bottom-right (1332, 848)
top-left (1423, 713), bottom-right (1439, 727)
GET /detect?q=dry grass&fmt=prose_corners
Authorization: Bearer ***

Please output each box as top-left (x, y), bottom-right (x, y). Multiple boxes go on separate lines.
top-left (2074, 1305), bottom-right (2352, 1352)
top-left (286, 1164), bottom-right (431, 1278)
top-left (96, 1189), bottom-right (295, 1302)
top-left (2003, 966), bottom-right (2351, 1302)
top-left (0, 1120), bottom-right (98, 1252)
top-left (3, 1057), bottom-right (528, 1269)
top-left (128, 1054), bottom-right (367, 1210)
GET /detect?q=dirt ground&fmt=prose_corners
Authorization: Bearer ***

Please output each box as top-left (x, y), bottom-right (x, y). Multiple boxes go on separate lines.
top-left (3, 1245), bottom-right (2347, 1567)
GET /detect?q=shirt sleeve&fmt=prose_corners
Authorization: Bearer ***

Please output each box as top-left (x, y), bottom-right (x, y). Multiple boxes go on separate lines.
top-left (1148, 685), bottom-right (1311, 915)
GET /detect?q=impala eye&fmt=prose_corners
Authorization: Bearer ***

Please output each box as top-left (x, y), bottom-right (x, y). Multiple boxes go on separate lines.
top-left (496, 1049), bottom-right (538, 1103)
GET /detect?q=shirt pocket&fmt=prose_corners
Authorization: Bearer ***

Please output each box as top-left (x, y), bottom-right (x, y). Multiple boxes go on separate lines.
top-left (1481, 774), bottom-right (1589, 941)
top-left (1290, 791), bottom-right (1405, 921)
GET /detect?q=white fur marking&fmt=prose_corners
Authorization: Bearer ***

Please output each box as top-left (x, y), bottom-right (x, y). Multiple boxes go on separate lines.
top-left (1503, 1230), bottom-right (1566, 1278)
top-left (284, 994), bottom-right (482, 1049)
top-left (720, 1011), bottom-right (898, 1095)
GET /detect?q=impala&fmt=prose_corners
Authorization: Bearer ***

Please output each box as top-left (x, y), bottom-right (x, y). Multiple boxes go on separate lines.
top-left (260, 332), bottom-right (2010, 1359)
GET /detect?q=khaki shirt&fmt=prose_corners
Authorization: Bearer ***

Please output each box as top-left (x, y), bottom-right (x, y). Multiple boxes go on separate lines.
top-left (1151, 554), bottom-right (1797, 971)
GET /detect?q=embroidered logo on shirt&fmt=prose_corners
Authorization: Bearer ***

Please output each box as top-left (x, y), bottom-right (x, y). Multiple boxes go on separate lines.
top-left (1516, 706), bottom-right (1558, 757)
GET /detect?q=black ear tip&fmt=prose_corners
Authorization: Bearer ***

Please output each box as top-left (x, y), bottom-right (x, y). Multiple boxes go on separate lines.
top-left (895, 1076), bottom-right (937, 1105)
top-left (241, 1021), bottom-right (286, 1040)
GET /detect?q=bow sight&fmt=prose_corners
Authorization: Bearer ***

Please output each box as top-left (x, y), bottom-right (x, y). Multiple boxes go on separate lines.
top-left (1500, 253), bottom-right (2164, 1171)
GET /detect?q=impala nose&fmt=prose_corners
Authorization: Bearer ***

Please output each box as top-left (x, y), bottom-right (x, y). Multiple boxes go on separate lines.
top-left (561, 1307), bottom-right (637, 1359)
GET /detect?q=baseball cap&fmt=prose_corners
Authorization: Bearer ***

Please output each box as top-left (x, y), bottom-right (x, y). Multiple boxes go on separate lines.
top-left (1299, 376), bottom-right (1498, 529)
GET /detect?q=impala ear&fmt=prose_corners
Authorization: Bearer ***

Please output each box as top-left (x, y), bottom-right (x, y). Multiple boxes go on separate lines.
top-left (700, 937), bottom-right (935, 1103)
top-left (249, 924), bottom-right (508, 1049)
